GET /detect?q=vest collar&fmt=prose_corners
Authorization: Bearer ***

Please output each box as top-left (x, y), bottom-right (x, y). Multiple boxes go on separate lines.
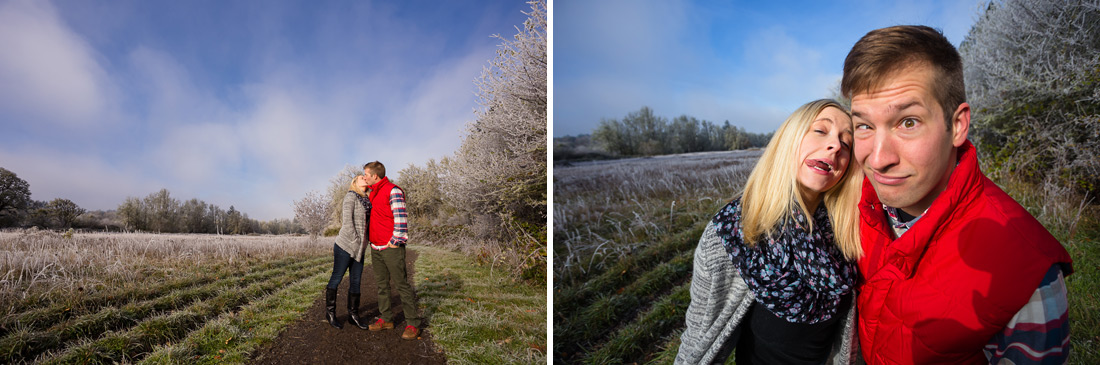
top-left (859, 141), bottom-right (984, 278)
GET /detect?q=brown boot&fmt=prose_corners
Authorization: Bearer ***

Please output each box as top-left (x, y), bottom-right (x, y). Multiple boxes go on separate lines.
top-left (368, 318), bottom-right (394, 331)
top-left (402, 325), bottom-right (419, 340)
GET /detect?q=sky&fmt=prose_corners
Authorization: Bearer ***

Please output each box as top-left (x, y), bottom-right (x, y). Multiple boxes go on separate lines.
top-left (553, 0), bottom-right (988, 137)
top-left (0, 0), bottom-right (531, 220)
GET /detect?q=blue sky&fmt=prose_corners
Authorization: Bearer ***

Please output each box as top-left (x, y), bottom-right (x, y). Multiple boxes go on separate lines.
top-left (553, 0), bottom-right (987, 137)
top-left (0, 0), bottom-right (531, 220)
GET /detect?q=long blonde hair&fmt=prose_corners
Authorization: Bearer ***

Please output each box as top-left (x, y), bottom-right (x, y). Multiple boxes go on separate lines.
top-left (739, 99), bottom-right (863, 260)
top-left (348, 176), bottom-right (367, 197)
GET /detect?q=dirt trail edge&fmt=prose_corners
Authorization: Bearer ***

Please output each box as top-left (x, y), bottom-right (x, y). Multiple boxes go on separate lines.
top-left (252, 249), bottom-right (447, 365)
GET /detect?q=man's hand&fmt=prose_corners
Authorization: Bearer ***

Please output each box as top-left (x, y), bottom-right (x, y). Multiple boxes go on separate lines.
top-left (387, 243), bottom-right (401, 249)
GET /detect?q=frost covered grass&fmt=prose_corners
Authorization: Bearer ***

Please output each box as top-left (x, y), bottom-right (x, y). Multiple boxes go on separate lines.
top-left (0, 230), bottom-right (327, 363)
top-left (553, 150), bottom-right (758, 286)
top-left (553, 150), bottom-right (758, 363)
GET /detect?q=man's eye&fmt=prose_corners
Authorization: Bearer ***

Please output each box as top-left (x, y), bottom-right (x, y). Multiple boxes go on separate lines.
top-left (855, 124), bottom-right (870, 130)
top-left (901, 118), bottom-right (918, 129)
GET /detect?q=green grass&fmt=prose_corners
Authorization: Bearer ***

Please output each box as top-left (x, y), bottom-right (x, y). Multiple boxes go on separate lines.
top-left (0, 255), bottom-right (309, 338)
top-left (39, 256), bottom-right (327, 364)
top-left (135, 245), bottom-right (546, 365)
top-left (555, 223), bottom-right (705, 316)
top-left (140, 270), bottom-right (329, 364)
top-left (0, 255), bottom-right (328, 362)
top-left (583, 283), bottom-right (691, 364)
top-left (413, 245), bottom-right (546, 364)
top-left (556, 248), bottom-right (694, 358)
top-left (1064, 224), bottom-right (1099, 364)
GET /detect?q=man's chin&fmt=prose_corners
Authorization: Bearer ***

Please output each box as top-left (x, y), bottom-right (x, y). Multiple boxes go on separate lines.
top-left (873, 189), bottom-right (912, 209)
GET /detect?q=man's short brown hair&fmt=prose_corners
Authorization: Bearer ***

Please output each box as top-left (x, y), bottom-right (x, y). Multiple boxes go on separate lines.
top-left (841, 25), bottom-right (965, 129)
top-left (363, 161), bottom-right (386, 178)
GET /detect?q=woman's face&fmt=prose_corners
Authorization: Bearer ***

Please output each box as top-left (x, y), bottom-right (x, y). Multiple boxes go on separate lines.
top-left (796, 106), bottom-right (853, 196)
top-left (355, 175), bottom-right (369, 190)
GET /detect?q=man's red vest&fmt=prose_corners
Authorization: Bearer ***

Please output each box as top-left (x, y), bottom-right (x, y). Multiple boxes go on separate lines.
top-left (856, 141), bottom-right (1072, 364)
top-left (367, 177), bottom-right (401, 245)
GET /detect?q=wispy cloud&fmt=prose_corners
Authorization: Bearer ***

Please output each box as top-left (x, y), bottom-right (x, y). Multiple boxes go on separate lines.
top-left (0, 0), bottom-right (115, 128)
top-left (0, 0), bottom-right (531, 220)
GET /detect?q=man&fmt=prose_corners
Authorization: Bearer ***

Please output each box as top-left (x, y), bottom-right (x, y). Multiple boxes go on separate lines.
top-left (362, 161), bottom-right (422, 340)
top-left (842, 26), bottom-right (1073, 363)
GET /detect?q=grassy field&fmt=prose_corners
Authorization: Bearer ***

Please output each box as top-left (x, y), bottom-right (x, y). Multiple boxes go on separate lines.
top-left (552, 151), bottom-right (1100, 364)
top-left (0, 231), bottom-right (546, 364)
top-left (553, 150), bottom-right (757, 363)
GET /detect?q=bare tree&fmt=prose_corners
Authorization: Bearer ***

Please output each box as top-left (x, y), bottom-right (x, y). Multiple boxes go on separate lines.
top-left (294, 190), bottom-right (334, 240)
top-left (144, 189), bottom-right (179, 233)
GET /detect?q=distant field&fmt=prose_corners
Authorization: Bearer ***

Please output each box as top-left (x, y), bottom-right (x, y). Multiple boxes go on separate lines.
top-left (0, 230), bottom-right (327, 363)
top-left (553, 151), bottom-right (1100, 364)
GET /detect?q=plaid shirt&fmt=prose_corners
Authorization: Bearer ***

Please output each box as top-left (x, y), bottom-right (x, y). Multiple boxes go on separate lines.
top-left (887, 207), bottom-right (1070, 363)
top-left (389, 187), bottom-right (408, 246)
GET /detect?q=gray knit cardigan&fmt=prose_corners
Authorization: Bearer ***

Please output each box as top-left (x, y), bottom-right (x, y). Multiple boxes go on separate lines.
top-left (334, 191), bottom-right (369, 262)
top-left (674, 222), bottom-right (861, 365)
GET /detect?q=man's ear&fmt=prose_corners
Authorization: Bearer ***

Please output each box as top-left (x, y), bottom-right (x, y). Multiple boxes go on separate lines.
top-left (951, 102), bottom-right (970, 147)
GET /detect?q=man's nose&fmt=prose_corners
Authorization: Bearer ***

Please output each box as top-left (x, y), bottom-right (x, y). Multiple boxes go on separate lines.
top-left (866, 133), bottom-right (899, 171)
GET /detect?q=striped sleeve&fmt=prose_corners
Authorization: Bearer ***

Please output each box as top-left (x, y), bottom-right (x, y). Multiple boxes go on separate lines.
top-left (388, 187), bottom-right (408, 246)
top-left (984, 264), bottom-right (1070, 364)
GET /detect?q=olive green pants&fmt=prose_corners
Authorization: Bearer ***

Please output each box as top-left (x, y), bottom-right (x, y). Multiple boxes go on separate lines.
top-left (371, 246), bottom-right (422, 328)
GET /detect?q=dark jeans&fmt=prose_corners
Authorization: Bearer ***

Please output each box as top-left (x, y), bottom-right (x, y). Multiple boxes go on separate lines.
top-left (327, 243), bottom-right (364, 293)
top-left (372, 246), bottom-right (422, 327)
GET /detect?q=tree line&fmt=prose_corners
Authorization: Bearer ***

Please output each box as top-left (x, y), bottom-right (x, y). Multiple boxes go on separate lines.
top-left (0, 166), bottom-right (301, 235)
top-left (555, 106), bottom-right (773, 160)
top-left (118, 188), bottom-right (302, 235)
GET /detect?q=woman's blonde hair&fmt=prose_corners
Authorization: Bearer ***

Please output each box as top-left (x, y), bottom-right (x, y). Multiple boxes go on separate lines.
top-left (348, 175), bottom-right (367, 197)
top-left (739, 99), bottom-right (864, 260)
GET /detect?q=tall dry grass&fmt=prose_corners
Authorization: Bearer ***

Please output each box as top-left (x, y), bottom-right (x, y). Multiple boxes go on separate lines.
top-left (0, 229), bottom-right (324, 316)
top-left (553, 150), bottom-right (759, 285)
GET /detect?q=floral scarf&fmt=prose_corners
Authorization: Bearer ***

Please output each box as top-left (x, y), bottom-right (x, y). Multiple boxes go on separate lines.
top-left (713, 197), bottom-right (856, 324)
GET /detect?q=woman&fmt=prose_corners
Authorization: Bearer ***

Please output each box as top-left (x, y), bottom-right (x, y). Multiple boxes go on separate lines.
top-left (324, 175), bottom-right (371, 330)
top-left (675, 99), bottom-right (864, 364)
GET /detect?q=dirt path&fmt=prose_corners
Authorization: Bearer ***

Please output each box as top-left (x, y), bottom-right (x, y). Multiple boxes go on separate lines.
top-left (251, 249), bottom-right (447, 364)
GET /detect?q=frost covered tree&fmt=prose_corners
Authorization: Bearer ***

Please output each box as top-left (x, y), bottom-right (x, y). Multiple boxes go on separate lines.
top-left (445, 0), bottom-right (546, 229)
top-left (294, 190), bottom-right (333, 239)
top-left (327, 165), bottom-right (362, 230)
top-left (396, 159), bottom-right (445, 220)
top-left (960, 0), bottom-right (1100, 195)
top-left (440, 0), bottom-right (546, 278)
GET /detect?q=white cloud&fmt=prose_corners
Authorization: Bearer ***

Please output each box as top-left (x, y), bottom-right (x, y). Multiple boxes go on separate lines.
top-left (0, 0), bottom-right (113, 128)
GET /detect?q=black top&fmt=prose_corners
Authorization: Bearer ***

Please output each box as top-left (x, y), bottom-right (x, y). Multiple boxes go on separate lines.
top-left (735, 291), bottom-right (853, 365)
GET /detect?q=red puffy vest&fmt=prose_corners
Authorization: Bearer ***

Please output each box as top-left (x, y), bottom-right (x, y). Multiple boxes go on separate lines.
top-left (367, 177), bottom-right (401, 246)
top-left (856, 141), bottom-right (1072, 364)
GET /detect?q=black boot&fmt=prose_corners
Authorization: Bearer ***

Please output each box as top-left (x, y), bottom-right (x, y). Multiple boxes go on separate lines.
top-left (347, 292), bottom-right (368, 330)
top-left (325, 288), bottom-right (342, 329)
